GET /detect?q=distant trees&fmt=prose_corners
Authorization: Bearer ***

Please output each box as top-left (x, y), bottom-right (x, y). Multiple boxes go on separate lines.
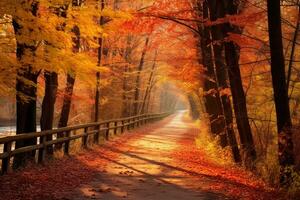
top-left (0, 0), bottom-right (171, 169)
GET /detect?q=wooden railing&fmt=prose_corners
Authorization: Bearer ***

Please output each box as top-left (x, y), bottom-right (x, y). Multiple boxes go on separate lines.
top-left (0, 112), bottom-right (171, 175)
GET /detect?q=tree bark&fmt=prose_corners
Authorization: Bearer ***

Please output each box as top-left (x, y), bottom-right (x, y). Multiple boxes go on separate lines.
top-left (287, 2), bottom-right (300, 93)
top-left (224, 42), bottom-right (255, 166)
top-left (188, 94), bottom-right (200, 120)
top-left (55, 3), bottom-right (80, 149)
top-left (206, 0), bottom-right (241, 162)
top-left (122, 36), bottom-right (134, 117)
top-left (223, 0), bottom-right (256, 168)
top-left (58, 73), bottom-right (76, 128)
top-left (146, 78), bottom-right (156, 113)
top-left (197, 0), bottom-right (226, 142)
top-left (122, 65), bottom-right (129, 117)
top-left (94, 0), bottom-right (105, 122)
top-left (266, 0), bottom-right (294, 186)
top-left (12, 1), bottom-right (39, 169)
top-left (57, 1), bottom-right (81, 129)
top-left (133, 37), bottom-right (149, 115)
top-left (39, 71), bottom-right (58, 157)
top-left (140, 52), bottom-right (157, 114)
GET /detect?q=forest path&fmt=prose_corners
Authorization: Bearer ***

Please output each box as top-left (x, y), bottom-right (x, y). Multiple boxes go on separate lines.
top-left (69, 111), bottom-right (225, 200)
top-left (0, 112), bottom-right (278, 200)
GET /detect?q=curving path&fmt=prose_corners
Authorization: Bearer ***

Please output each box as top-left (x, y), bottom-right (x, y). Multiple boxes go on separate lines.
top-left (68, 111), bottom-right (225, 200)
top-left (0, 111), bottom-right (279, 200)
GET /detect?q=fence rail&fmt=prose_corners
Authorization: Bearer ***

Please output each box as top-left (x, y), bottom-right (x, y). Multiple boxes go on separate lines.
top-left (0, 112), bottom-right (171, 175)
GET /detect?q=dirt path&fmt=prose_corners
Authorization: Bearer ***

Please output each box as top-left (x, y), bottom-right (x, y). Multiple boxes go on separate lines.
top-left (67, 112), bottom-right (226, 200)
top-left (0, 112), bottom-right (280, 200)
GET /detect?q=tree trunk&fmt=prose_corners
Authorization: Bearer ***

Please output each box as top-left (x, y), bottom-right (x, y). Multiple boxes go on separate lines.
top-left (14, 69), bottom-right (38, 169)
top-left (58, 73), bottom-right (76, 128)
top-left (95, 0), bottom-right (105, 122)
top-left (266, 0), bottom-right (294, 186)
top-left (223, 0), bottom-right (256, 168)
top-left (122, 35), bottom-right (134, 117)
top-left (39, 71), bottom-right (58, 158)
top-left (55, 2), bottom-right (81, 151)
top-left (12, 2), bottom-right (39, 169)
top-left (188, 94), bottom-right (200, 120)
top-left (133, 37), bottom-right (149, 115)
top-left (146, 78), bottom-right (156, 113)
top-left (224, 42), bottom-right (255, 166)
top-left (140, 52), bottom-right (157, 114)
top-left (207, 0), bottom-right (241, 162)
top-left (287, 2), bottom-right (300, 93)
top-left (122, 65), bottom-right (129, 117)
top-left (197, 1), bottom-right (226, 142)
top-left (57, 1), bottom-right (81, 128)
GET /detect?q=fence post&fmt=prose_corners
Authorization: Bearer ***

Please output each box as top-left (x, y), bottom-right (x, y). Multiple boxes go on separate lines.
top-left (127, 119), bottom-right (130, 130)
top-left (106, 122), bottom-right (110, 140)
top-left (128, 119), bottom-right (131, 130)
top-left (136, 116), bottom-right (140, 127)
top-left (132, 117), bottom-right (136, 129)
top-left (121, 120), bottom-right (124, 133)
top-left (82, 127), bottom-right (88, 148)
top-left (1, 141), bottom-right (12, 174)
top-left (114, 121), bottom-right (118, 135)
top-left (137, 116), bottom-right (140, 127)
top-left (38, 135), bottom-right (47, 163)
top-left (94, 124), bottom-right (100, 144)
top-left (64, 130), bottom-right (71, 155)
top-left (141, 116), bottom-right (145, 126)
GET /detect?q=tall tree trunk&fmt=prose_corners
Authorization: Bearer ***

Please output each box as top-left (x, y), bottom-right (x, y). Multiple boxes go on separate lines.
top-left (55, 2), bottom-right (81, 150)
top-left (39, 71), bottom-right (58, 157)
top-left (38, 3), bottom-right (69, 157)
top-left (287, 2), bottom-right (300, 93)
top-left (140, 52), bottom-right (157, 114)
top-left (206, 0), bottom-right (241, 162)
top-left (122, 35), bottom-right (132, 117)
top-left (224, 42), bottom-right (255, 166)
top-left (55, 73), bottom-right (75, 151)
top-left (95, 0), bottom-right (105, 122)
top-left (188, 94), bottom-right (200, 120)
top-left (12, 1), bottom-right (39, 169)
top-left (197, 1), bottom-right (226, 143)
top-left (223, 0), bottom-right (256, 168)
top-left (266, 0), bottom-right (294, 186)
top-left (146, 78), bottom-right (156, 113)
top-left (58, 73), bottom-right (75, 128)
top-left (57, 0), bottom-right (81, 128)
top-left (133, 37), bottom-right (149, 115)
top-left (122, 65), bottom-right (129, 117)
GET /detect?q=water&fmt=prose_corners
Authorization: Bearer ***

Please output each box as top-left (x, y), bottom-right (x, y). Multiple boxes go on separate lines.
top-left (0, 126), bottom-right (16, 137)
top-left (0, 126), bottom-right (42, 153)
top-left (0, 126), bottom-right (41, 137)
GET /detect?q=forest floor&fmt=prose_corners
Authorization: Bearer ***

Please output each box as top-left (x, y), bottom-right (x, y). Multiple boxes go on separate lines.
top-left (0, 112), bottom-right (284, 200)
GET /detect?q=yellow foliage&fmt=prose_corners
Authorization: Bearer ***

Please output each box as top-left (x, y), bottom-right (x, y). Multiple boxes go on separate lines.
top-left (195, 117), bottom-right (234, 166)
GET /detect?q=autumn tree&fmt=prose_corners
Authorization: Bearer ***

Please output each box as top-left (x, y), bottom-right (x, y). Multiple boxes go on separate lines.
top-left (12, 0), bottom-right (41, 168)
top-left (266, 0), bottom-right (295, 186)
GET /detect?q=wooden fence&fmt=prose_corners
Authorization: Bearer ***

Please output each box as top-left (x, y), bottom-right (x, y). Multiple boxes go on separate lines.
top-left (0, 112), bottom-right (171, 175)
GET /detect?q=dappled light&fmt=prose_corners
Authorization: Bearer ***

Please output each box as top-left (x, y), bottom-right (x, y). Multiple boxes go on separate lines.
top-left (1, 0), bottom-right (300, 199)
top-left (1, 113), bottom-right (280, 200)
